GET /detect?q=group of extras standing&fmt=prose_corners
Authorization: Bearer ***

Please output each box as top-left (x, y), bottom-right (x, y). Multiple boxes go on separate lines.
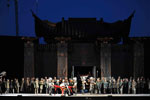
top-left (0, 75), bottom-right (150, 96)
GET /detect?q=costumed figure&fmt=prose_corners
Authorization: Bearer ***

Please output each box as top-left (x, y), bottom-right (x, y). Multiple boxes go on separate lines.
top-left (39, 78), bottom-right (44, 93)
top-left (73, 77), bottom-right (77, 95)
top-left (89, 77), bottom-right (95, 94)
top-left (5, 79), bottom-right (10, 93)
top-left (96, 78), bottom-right (102, 94)
top-left (34, 78), bottom-right (39, 94)
top-left (48, 78), bottom-right (54, 95)
top-left (132, 79), bottom-right (136, 94)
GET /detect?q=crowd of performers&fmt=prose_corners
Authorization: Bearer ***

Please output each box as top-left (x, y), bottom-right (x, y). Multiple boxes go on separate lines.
top-left (0, 76), bottom-right (150, 95)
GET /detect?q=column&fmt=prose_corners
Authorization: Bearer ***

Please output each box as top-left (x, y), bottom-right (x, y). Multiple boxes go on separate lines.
top-left (93, 66), bottom-right (96, 78)
top-left (133, 41), bottom-right (144, 78)
top-left (57, 42), bottom-right (68, 78)
top-left (24, 41), bottom-right (34, 77)
top-left (100, 43), bottom-right (111, 78)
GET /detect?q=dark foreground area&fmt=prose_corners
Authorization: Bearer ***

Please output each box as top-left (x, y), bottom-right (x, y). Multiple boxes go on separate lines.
top-left (0, 94), bottom-right (150, 100)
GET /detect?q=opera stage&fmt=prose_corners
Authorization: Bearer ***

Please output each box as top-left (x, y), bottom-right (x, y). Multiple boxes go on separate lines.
top-left (0, 94), bottom-right (150, 100)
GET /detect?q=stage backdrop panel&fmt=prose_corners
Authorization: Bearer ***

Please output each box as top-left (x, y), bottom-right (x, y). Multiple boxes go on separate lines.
top-left (111, 44), bottom-right (133, 78)
top-left (34, 44), bottom-right (57, 78)
top-left (68, 43), bottom-right (100, 78)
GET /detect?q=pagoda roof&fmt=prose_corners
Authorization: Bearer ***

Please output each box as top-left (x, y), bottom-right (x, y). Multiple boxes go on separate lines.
top-left (32, 11), bottom-right (135, 43)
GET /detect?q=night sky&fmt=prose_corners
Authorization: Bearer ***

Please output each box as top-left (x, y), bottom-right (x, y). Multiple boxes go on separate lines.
top-left (0, 0), bottom-right (150, 38)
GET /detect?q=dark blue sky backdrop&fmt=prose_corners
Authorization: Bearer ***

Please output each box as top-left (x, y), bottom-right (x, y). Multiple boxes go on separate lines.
top-left (0, 0), bottom-right (150, 37)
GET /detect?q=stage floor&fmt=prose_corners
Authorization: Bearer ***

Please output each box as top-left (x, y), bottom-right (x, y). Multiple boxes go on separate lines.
top-left (1, 93), bottom-right (150, 97)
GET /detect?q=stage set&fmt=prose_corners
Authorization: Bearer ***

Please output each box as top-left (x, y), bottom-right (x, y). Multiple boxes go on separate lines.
top-left (0, 11), bottom-right (150, 100)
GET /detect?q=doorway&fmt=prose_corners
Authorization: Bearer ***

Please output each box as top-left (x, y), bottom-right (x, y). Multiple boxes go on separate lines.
top-left (71, 66), bottom-right (96, 78)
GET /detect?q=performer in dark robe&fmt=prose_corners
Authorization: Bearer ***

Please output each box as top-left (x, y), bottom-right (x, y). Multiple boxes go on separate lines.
top-left (136, 78), bottom-right (141, 94)
top-left (9, 79), bottom-right (14, 93)
top-left (123, 78), bottom-right (128, 94)
top-left (30, 77), bottom-right (35, 93)
top-left (0, 78), bottom-right (2, 94)
top-left (1, 78), bottom-right (6, 93)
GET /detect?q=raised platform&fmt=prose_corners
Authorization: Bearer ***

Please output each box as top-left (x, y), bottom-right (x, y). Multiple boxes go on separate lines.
top-left (0, 93), bottom-right (150, 100)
